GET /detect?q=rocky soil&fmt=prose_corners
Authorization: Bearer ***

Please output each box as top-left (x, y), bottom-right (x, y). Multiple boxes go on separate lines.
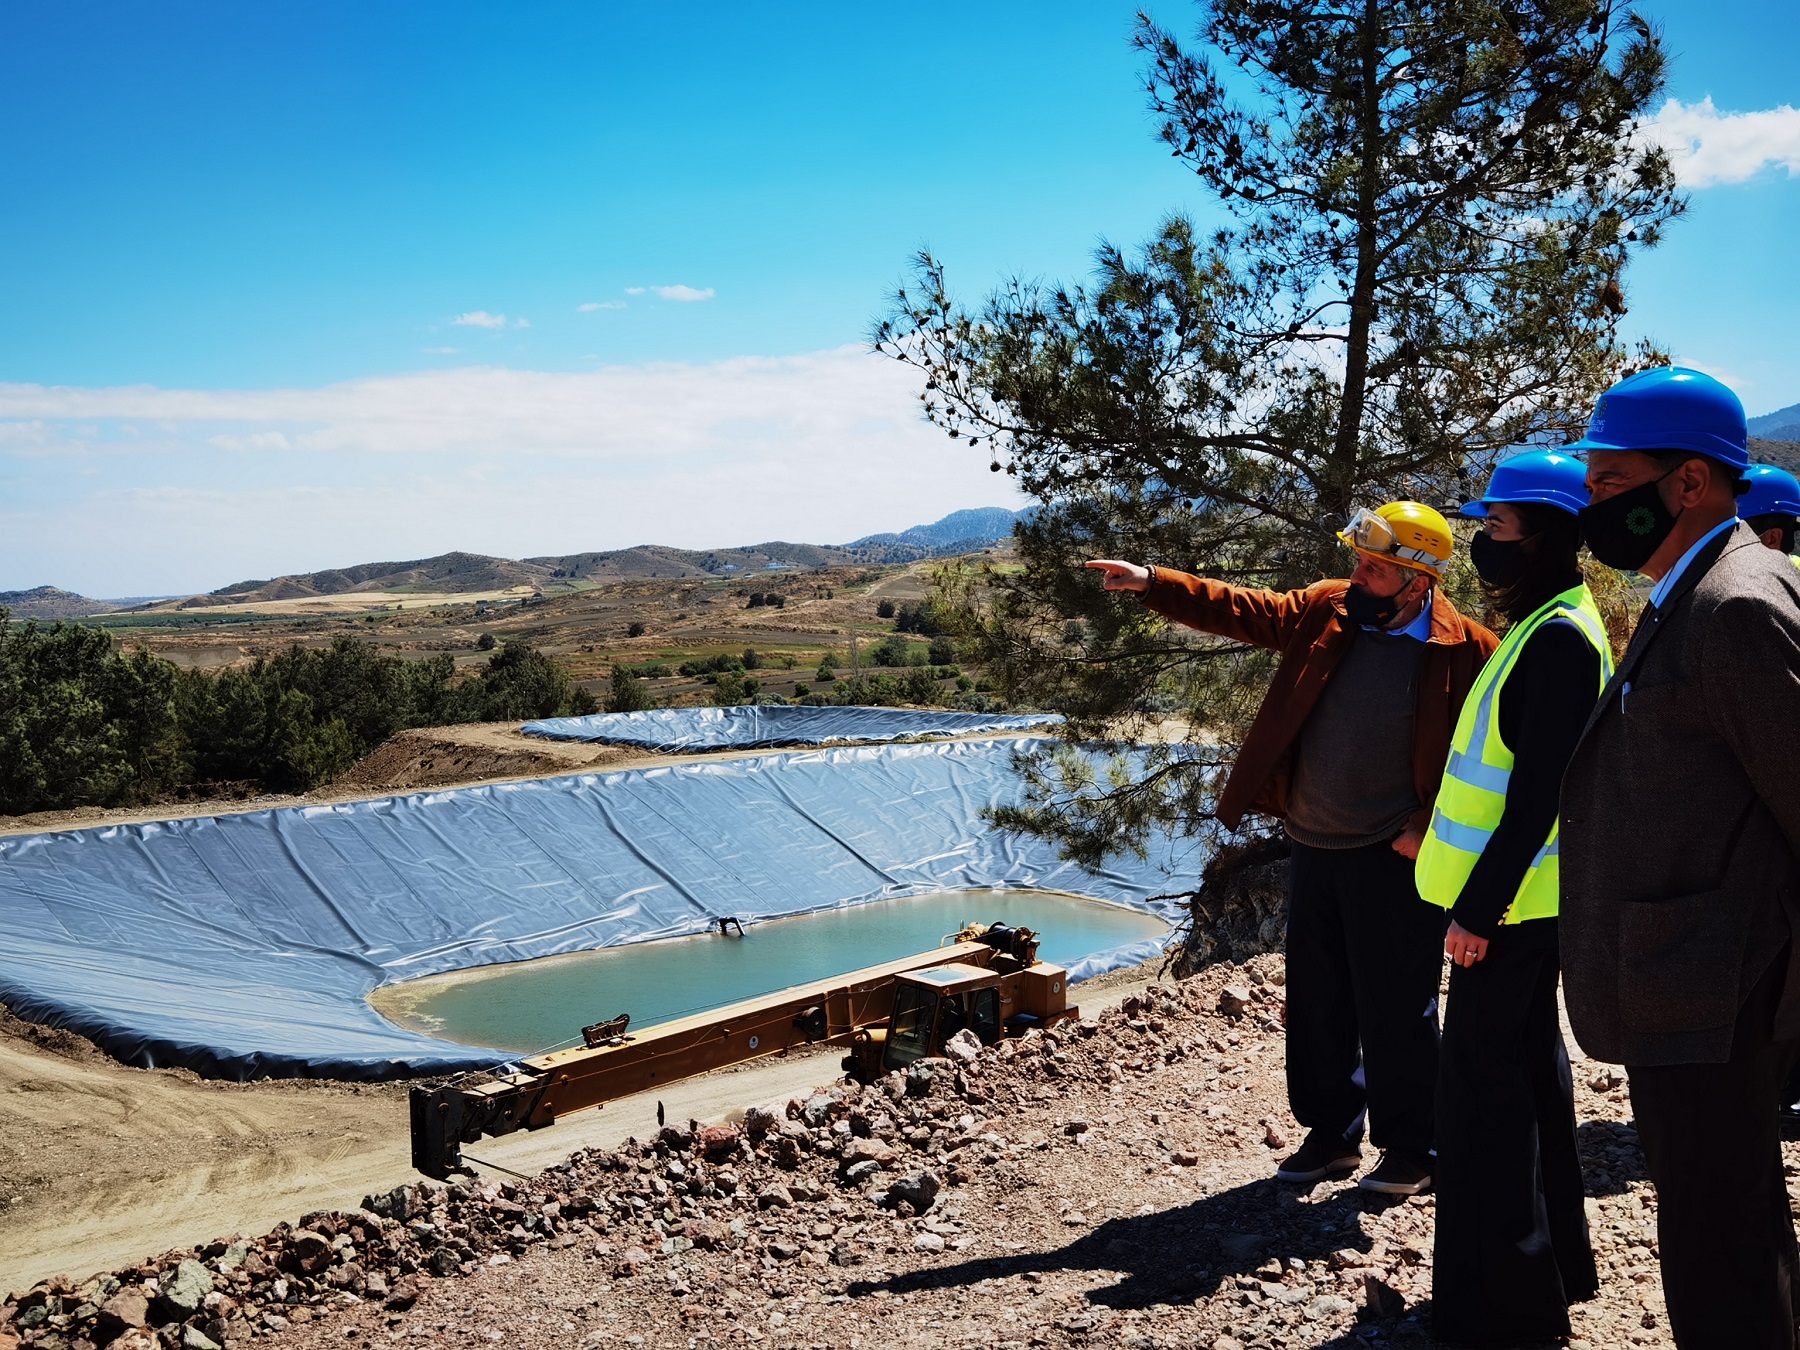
top-left (2, 955), bottom-right (1708, 1350)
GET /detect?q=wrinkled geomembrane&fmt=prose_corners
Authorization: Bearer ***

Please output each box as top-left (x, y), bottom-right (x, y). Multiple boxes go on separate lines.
top-left (521, 705), bottom-right (1061, 751)
top-left (0, 739), bottom-right (1195, 1081)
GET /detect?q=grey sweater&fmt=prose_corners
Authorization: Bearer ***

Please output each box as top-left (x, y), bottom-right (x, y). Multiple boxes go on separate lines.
top-left (1284, 627), bottom-right (1424, 849)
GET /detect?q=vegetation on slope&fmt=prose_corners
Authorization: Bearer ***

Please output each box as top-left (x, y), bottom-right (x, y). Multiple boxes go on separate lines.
top-left (0, 615), bottom-right (597, 814)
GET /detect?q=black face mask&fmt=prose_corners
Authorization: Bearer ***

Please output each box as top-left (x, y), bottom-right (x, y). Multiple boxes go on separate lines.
top-left (1470, 529), bottom-right (1529, 588)
top-left (1579, 471), bottom-right (1680, 572)
top-left (1344, 580), bottom-right (1407, 628)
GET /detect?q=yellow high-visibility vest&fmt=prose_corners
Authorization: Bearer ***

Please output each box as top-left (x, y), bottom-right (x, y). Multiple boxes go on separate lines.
top-left (1416, 584), bottom-right (1613, 923)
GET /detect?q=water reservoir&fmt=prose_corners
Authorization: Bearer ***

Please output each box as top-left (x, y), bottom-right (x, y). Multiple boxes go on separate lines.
top-left (370, 889), bottom-right (1168, 1057)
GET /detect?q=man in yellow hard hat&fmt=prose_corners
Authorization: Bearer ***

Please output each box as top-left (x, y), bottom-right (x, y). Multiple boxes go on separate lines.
top-left (1089, 502), bottom-right (1496, 1195)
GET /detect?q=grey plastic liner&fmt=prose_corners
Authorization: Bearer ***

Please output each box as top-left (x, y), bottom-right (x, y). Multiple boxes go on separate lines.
top-left (521, 705), bottom-right (1062, 751)
top-left (0, 739), bottom-right (1195, 1081)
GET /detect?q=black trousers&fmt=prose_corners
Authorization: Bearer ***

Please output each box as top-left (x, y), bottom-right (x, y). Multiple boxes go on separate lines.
top-left (1285, 838), bottom-right (1447, 1160)
top-left (1432, 918), bottom-right (1596, 1346)
top-left (1629, 962), bottom-right (1800, 1350)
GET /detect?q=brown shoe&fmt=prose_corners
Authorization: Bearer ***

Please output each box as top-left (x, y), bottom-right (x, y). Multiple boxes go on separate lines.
top-left (1358, 1150), bottom-right (1432, 1195)
top-left (1275, 1128), bottom-right (1362, 1183)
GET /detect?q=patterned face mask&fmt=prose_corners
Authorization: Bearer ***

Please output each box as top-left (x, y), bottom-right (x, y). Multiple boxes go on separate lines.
top-left (1578, 469), bottom-right (1680, 573)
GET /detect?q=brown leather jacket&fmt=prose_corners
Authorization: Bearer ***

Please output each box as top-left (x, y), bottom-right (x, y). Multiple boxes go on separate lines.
top-left (1141, 569), bottom-right (1498, 834)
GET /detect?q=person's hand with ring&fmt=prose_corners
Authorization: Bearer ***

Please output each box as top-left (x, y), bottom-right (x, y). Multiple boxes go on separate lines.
top-left (1445, 920), bottom-right (1489, 967)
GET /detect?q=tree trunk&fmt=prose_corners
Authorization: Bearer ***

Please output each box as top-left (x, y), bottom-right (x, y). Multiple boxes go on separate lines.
top-left (1328, 0), bottom-right (1384, 520)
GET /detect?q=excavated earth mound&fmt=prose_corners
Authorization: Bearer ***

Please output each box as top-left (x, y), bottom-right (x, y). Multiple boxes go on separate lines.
top-left (334, 726), bottom-right (615, 794)
top-left (2, 955), bottom-right (1687, 1350)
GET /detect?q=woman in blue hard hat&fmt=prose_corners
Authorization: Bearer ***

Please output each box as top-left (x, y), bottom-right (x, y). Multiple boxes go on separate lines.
top-left (1739, 462), bottom-right (1800, 561)
top-left (1415, 449), bottom-right (1610, 1346)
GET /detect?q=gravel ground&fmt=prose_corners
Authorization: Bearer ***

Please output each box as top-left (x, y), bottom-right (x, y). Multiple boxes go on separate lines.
top-left (6, 952), bottom-right (1744, 1350)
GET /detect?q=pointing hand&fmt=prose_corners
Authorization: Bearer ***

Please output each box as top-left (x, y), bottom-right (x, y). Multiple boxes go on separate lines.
top-left (1086, 560), bottom-right (1151, 593)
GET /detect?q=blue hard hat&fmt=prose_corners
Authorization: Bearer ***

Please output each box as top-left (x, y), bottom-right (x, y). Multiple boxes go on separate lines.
top-left (1461, 448), bottom-right (1590, 518)
top-left (1566, 366), bottom-right (1749, 471)
top-left (1739, 463), bottom-right (1800, 519)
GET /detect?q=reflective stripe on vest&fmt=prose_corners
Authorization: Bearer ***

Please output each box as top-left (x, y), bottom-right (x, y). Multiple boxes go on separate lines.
top-left (1415, 584), bottom-right (1613, 923)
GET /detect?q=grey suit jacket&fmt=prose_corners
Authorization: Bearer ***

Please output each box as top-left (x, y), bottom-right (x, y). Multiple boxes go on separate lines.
top-left (1561, 523), bottom-right (1800, 1066)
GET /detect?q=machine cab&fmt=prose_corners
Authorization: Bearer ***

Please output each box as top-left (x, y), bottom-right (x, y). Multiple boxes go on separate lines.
top-left (882, 963), bottom-right (1003, 1072)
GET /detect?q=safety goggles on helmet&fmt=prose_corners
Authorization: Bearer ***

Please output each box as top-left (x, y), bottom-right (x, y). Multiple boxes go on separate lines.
top-left (1339, 507), bottom-right (1440, 571)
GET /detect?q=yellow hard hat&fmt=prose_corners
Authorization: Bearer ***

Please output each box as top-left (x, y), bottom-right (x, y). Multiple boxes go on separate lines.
top-left (1336, 501), bottom-right (1453, 579)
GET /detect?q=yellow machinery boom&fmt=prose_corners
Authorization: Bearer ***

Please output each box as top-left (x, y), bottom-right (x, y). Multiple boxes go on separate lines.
top-left (409, 922), bottom-right (1074, 1177)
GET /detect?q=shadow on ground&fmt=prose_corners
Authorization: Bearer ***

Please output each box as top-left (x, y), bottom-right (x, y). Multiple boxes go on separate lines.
top-left (1575, 1117), bottom-right (1648, 1197)
top-left (847, 1175), bottom-right (1442, 1344)
top-left (848, 1161), bottom-right (1636, 1348)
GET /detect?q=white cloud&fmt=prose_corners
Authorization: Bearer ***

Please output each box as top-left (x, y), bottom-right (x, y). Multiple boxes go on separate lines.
top-left (578, 301), bottom-right (627, 312)
top-left (624, 287), bottom-right (646, 296)
top-left (0, 348), bottom-right (1024, 595)
top-left (1645, 97), bottom-right (1800, 187)
top-left (0, 349), bottom-right (955, 458)
top-left (653, 285), bottom-right (715, 302)
top-left (450, 310), bottom-right (530, 329)
top-left (207, 431), bottom-right (292, 452)
top-left (422, 346), bottom-right (460, 354)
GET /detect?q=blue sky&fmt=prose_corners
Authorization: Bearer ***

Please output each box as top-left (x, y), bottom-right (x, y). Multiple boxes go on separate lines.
top-left (0, 1), bottom-right (1794, 595)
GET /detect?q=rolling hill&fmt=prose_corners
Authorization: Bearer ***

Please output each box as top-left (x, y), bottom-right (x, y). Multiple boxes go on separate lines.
top-left (0, 587), bottom-right (122, 620)
top-left (100, 507), bottom-right (1026, 611)
top-left (198, 551), bottom-right (550, 606)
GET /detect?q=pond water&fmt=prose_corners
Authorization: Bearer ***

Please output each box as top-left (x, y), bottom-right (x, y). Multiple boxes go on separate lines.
top-left (370, 890), bottom-right (1168, 1055)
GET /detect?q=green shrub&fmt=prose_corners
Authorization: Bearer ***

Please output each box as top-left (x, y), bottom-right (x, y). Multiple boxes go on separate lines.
top-left (870, 635), bottom-right (913, 668)
top-left (902, 667), bottom-right (941, 704)
top-left (894, 603), bottom-right (944, 637)
top-left (607, 666), bottom-right (656, 713)
top-left (711, 671), bottom-right (758, 706)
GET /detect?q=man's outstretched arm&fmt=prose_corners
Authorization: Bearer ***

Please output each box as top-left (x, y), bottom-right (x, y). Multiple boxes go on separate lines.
top-left (1085, 559), bottom-right (1318, 652)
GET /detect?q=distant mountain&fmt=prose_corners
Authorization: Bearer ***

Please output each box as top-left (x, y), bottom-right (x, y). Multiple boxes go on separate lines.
top-left (529, 541), bottom-right (858, 581)
top-left (1749, 402), bottom-right (1800, 445)
top-left (0, 586), bottom-right (122, 620)
top-left (29, 509), bottom-right (1026, 613)
top-left (144, 540), bottom-right (873, 608)
top-left (844, 506), bottom-right (1028, 562)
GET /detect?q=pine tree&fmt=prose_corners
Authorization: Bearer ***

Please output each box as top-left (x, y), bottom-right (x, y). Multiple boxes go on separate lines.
top-left (877, 0), bottom-right (1680, 864)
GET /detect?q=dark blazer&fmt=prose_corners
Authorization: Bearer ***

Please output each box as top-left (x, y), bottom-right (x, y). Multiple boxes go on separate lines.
top-left (1561, 523), bottom-right (1800, 1067)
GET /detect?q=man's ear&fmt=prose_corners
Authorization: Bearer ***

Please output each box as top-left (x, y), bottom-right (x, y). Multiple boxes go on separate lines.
top-left (1664, 456), bottom-right (1714, 510)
